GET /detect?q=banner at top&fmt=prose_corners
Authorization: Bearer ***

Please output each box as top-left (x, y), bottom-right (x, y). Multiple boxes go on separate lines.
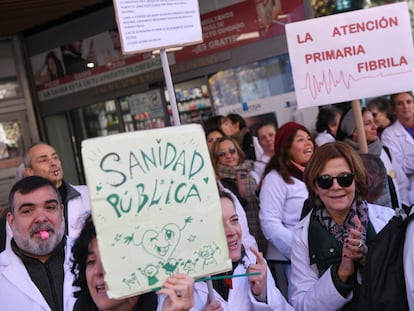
top-left (286, 2), bottom-right (414, 109)
top-left (113, 0), bottom-right (203, 53)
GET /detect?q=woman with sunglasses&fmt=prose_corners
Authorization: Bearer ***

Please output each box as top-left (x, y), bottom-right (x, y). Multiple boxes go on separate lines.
top-left (290, 141), bottom-right (394, 311)
top-left (259, 121), bottom-right (314, 298)
top-left (211, 136), bottom-right (267, 255)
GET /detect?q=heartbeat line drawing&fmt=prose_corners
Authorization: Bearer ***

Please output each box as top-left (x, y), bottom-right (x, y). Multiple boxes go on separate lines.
top-left (302, 69), bottom-right (413, 99)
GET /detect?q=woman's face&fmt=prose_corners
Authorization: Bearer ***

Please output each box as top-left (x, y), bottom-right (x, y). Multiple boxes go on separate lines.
top-left (328, 113), bottom-right (341, 137)
top-left (216, 140), bottom-right (240, 167)
top-left (362, 110), bottom-right (378, 143)
top-left (289, 130), bottom-right (314, 165)
top-left (257, 125), bottom-right (276, 156)
top-left (369, 107), bottom-right (389, 128)
top-left (47, 57), bottom-right (58, 75)
top-left (220, 118), bottom-right (236, 136)
top-left (221, 197), bottom-right (242, 262)
top-left (314, 157), bottom-right (356, 224)
top-left (206, 130), bottom-right (223, 152)
top-left (86, 238), bottom-right (137, 311)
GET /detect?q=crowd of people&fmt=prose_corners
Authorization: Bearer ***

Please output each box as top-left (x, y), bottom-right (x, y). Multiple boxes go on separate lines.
top-left (0, 91), bottom-right (413, 310)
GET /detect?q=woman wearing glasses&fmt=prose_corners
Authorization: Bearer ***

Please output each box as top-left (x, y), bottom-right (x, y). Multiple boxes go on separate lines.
top-left (290, 141), bottom-right (394, 311)
top-left (211, 136), bottom-right (267, 255)
top-left (259, 122), bottom-right (314, 298)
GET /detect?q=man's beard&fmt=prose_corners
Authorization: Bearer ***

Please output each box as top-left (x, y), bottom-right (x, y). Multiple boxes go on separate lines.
top-left (13, 218), bottom-right (65, 256)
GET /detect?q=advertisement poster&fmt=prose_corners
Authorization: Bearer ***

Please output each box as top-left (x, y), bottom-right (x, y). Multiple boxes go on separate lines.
top-left (286, 2), bottom-right (414, 108)
top-left (113, 0), bottom-right (203, 53)
top-left (82, 124), bottom-right (231, 297)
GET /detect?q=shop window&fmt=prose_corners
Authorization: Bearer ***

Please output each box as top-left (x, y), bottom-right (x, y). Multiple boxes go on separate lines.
top-left (0, 40), bottom-right (21, 100)
top-left (0, 120), bottom-right (22, 160)
top-left (209, 54), bottom-right (294, 107)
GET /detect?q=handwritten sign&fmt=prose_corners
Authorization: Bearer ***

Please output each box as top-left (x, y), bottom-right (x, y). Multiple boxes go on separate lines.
top-left (113, 0), bottom-right (203, 54)
top-left (286, 2), bottom-right (414, 108)
top-left (82, 124), bottom-right (231, 298)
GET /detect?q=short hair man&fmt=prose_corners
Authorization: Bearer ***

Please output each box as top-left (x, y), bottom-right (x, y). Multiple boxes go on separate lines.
top-left (0, 176), bottom-right (76, 310)
top-left (0, 143), bottom-right (91, 254)
top-left (23, 142), bottom-right (90, 238)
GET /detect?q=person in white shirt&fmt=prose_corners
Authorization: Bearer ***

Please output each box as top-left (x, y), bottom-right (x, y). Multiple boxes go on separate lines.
top-left (252, 123), bottom-right (276, 184)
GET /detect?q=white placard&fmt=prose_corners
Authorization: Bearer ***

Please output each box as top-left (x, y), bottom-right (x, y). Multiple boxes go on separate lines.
top-left (82, 124), bottom-right (231, 298)
top-left (286, 2), bottom-right (414, 108)
top-left (113, 0), bottom-right (203, 54)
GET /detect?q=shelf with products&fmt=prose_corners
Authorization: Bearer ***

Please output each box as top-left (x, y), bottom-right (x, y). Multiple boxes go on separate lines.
top-left (82, 100), bottom-right (121, 137)
top-left (120, 89), bottom-right (169, 131)
top-left (165, 77), bottom-right (214, 125)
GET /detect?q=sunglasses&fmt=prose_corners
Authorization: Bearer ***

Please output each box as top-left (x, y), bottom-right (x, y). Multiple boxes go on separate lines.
top-left (315, 172), bottom-right (354, 189)
top-left (217, 147), bottom-right (237, 158)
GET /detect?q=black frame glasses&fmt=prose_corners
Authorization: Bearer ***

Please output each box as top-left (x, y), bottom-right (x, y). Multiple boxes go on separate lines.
top-left (217, 147), bottom-right (237, 158)
top-left (315, 172), bottom-right (355, 189)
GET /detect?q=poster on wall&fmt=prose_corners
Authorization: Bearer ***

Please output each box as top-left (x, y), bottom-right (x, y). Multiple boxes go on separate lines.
top-left (286, 2), bottom-right (414, 108)
top-left (112, 0), bottom-right (203, 53)
top-left (82, 124), bottom-right (231, 298)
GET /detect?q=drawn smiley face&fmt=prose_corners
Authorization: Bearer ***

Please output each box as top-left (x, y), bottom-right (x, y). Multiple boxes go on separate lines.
top-left (142, 223), bottom-right (180, 260)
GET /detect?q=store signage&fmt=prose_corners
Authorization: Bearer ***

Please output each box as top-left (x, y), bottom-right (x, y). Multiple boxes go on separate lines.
top-left (113, 0), bottom-right (202, 53)
top-left (82, 124), bottom-right (231, 298)
top-left (174, 0), bottom-right (305, 62)
top-left (36, 57), bottom-right (162, 101)
top-left (286, 2), bottom-right (414, 108)
top-left (30, 0), bottom-right (306, 102)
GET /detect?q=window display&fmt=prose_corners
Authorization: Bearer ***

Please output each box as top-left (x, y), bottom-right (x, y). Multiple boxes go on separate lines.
top-left (209, 54), bottom-right (294, 107)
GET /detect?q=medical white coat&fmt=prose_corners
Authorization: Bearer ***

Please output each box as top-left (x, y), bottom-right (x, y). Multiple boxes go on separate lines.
top-left (382, 120), bottom-right (414, 203)
top-left (0, 239), bottom-right (76, 311)
top-left (225, 248), bottom-right (293, 311)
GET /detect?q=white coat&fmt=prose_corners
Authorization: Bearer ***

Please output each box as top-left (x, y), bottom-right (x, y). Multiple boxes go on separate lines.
top-left (404, 207), bottom-right (414, 310)
top-left (290, 203), bottom-right (394, 311)
top-left (225, 248), bottom-right (293, 311)
top-left (66, 184), bottom-right (91, 237)
top-left (380, 144), bottom-right (412, 206)
top-left (259, 170), bottom-right (308, 260)
top-left (0, 238), bottom-right (76, 311)
top-left (382, 121), bottom-right (414, 191)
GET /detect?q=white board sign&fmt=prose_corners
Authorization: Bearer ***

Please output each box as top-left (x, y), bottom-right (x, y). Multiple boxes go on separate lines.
top-left (82, 124), bottom-right (231, 298)
top-left (113, 0), bottom-right (203, 53)
top-left (286, 2), bottom-right (414, 108)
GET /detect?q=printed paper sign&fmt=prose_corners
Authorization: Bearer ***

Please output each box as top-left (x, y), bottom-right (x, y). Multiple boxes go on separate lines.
top-left (286, 2), bottom-right (414, 108)
top-left (113, 0), bottom-right (203, 53)
top-left (82, 124), bottom-right (231, 298)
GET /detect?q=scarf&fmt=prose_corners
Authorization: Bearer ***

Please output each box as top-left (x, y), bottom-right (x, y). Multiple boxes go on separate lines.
top-left (343, 137), bottom-right (383, 157)
top-left (315, 199), bottom-right (369, 243)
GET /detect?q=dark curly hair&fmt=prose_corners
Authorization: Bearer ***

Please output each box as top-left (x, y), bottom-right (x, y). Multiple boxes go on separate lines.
top-left (71, 214), bottom-right (96, 301)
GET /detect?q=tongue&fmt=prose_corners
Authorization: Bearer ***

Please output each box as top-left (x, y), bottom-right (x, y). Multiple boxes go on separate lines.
top-left (40, 231), bottom-right (49, 240)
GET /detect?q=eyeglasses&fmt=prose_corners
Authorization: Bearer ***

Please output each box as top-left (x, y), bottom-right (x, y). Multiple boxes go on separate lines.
top-left (217, 147), bottom-right (237, 158)
top-left (315, 172), bottom-right (355, 189)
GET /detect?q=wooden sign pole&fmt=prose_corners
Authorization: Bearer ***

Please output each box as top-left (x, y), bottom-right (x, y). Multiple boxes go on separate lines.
top-left (351, 99), bottom-right (368, 154)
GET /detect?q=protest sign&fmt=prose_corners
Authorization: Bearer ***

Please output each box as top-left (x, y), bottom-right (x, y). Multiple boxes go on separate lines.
top-left (82, 124), bottom-right (231, 298)
top-left (286, 2), bottom-right (414, 108)
top-left (113, 0), bottom-right (203, 54)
